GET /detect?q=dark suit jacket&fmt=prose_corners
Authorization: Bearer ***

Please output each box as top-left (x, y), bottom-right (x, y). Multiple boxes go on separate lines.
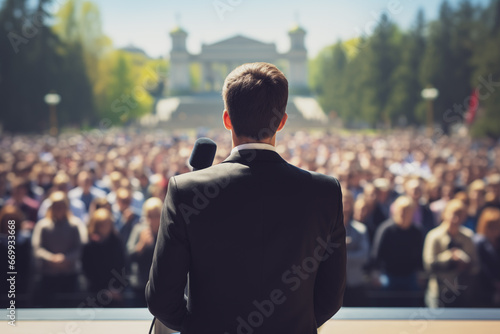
top-left (146, 149), bottom-right (346, 333)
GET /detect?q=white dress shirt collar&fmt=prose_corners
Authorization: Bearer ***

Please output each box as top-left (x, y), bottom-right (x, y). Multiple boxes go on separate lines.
top-left (231, 142), bottom-right (276, 155)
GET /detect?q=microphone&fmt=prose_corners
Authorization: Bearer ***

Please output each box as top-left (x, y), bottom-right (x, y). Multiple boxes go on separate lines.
top-left (189, 138), bottom-right (217, 171)
top-left (150, 138), bottom-right (217, 334)
top-left (149, 138), bottom-right (217, 334)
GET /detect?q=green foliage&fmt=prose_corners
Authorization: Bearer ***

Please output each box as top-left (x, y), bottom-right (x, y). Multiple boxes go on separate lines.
top-left (311, 0), bottom-right (500, 136)
top-left (0, 0), bottom-right (95, 132)
top-left (470, 0), bottom-right (500, 137)
top-left (1, 0), bottom-right (499, 136)
top-left (95, 50), bottom-right (166, 124)
top-left (0, 0), bottom-right (168, 133)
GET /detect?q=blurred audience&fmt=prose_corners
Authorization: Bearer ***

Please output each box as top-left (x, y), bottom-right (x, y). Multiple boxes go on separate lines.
top-left (0, 128), bottom-right (498, 308)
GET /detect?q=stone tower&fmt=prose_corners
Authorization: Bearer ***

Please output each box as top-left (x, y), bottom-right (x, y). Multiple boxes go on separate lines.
top-left (168, 26), bottom-right (191, 94)
top-left (287, 24), bottom-right (308, 93)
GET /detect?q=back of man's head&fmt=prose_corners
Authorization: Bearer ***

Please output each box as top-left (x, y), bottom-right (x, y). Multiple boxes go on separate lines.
top-left (222, 62), bottom-right (288, 140)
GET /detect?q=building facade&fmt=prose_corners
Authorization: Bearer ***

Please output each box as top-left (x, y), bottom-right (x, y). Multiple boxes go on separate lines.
top-left (168, 25), bottom-right (309, 95)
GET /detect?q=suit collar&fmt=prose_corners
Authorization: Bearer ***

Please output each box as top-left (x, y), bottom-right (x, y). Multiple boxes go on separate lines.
top-left (222, 149), bottom-right (287, 165)
top-left (231, 142), bottom-right (276, 155)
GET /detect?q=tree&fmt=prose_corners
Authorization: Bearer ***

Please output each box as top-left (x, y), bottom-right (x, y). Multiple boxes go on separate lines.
top-left (310, 41), bottom-right (347, 120)
top-left (385, 9), bottom-right (427, 126)
top-left (471, 0), bottom-right (500, 138)
top-left (357, 14), bottom-right (402, 127)
top-left (0, 0), bottom-right (72, 132)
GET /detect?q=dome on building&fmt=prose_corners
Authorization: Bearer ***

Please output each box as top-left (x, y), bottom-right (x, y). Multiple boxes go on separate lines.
top-left (289, 24), bottom-right (306, 34)
top-left (170, 25), bottom-right (187, 35)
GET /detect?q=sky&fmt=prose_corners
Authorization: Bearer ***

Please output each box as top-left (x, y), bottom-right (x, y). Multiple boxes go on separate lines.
top-left (46, 0), bottom-right (491, 59)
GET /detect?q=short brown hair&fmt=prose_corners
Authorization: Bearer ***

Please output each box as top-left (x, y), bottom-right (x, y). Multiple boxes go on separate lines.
top-left (222, 62), bottom-right (288, 139)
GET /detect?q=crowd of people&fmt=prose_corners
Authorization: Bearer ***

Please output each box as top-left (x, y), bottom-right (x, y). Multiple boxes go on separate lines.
top-left (0, 128), bottom-right (499, 308)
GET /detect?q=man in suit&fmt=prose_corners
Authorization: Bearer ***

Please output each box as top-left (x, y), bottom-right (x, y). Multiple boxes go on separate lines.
top-left (146, 62), bottom-right (346, 334)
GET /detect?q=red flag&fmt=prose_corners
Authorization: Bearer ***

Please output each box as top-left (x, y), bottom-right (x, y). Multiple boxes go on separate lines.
top-left (466, 88), bottom-right (479, 125)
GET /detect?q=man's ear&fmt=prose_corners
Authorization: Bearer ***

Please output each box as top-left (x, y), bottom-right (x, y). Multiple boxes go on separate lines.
top-left (277, 113), bottom-right (288, 132)
top-left (223, 110), bottom-right (232, 131)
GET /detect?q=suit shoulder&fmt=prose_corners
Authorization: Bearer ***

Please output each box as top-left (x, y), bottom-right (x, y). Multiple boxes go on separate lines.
top-left (308, 170), bottom-right (341, 193)
top-left (169, 163), bottom-right (233, 191)
top-left (279, 161), bottom-right (337, 185)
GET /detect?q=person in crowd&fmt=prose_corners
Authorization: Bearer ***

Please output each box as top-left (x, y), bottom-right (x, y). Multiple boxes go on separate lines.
top-left (404, 178), bottom-right (435, 235)
top-left (25, 163), bottom-right (47, 201)
top-left (372, 196), bottom-right (424, 306)
top-left (463, 179), bottom-right (486, 232)
top-left (68, 171), bottom-right (107, 213)
top-left (362, 183), bottom-right (388, 238)
top-left (38, 172), bottom-right (87, 222)
top-left (113, 187), bottom-right (140, 247)
top-left (107, 171), bottom-right (144, 214)
top-left (88, 197), bottom-right (113, 219)
top-left (5, 177), bottom-right (39, 224)
top-left (0, 164), bottom-right (9, 210)
top-left (342, 190), bottom-right (370, 306)
top-left (106, 171), bottom-right (126, 205)
top-left (485, 174), bottom-right (500, 209)
top-left (426, 179), bottom-right (442, 204)
top-left (148, 173), bottom-right (168, 202)
top-left (32, 164), bottom-right (57, 199)
top-left (473, 207), bottom-right (500, 307)
top-left (353, 197), bottom-right (370, 234)
top-left (31, 191), bottom-right (83, 307)
top-left (127, 197), bottom-right (162, 306)
top-left (0, 205), bottom-right (32, 306)
top-left (423, 199), bottom-right (479, 308)
top-left (82, 208), bottom-right (125, 306)
top-left (373, 178), bottom-right (397, 219)
top-left (130, 163), bottom-right (151, 200)
top-left (430, 183), bottom-right (456, 224)
top-left (346, 170), bottom-right (364, 200)
top-left (1, 128), bottom-right (499, 308)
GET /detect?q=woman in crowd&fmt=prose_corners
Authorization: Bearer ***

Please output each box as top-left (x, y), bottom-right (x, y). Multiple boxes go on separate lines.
top-left (31, 191), bottom-right (83, 307)
top-left (342, 190), bottom-right (370, 306)
top-left (88, 197), bottom-right (112, 218)
top-left (423, 199), bottom-right (479, 308)
top-left (127, 197), bottom-right (162, 306)
top-left (474, 207), bottom-right (500, 307)
top-left (82, 208), bottom-right (125, 307)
